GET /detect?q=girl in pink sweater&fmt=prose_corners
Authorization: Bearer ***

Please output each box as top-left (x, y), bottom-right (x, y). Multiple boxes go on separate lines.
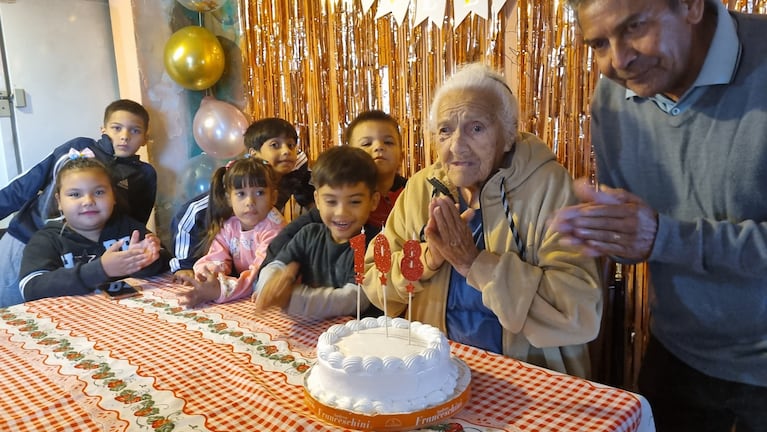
top-left (178, 155), bottom-right (285, 307)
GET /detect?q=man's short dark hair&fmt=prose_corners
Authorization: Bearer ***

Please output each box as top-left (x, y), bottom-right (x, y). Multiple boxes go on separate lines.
top-left (566, 0), bottom-right (681, 19)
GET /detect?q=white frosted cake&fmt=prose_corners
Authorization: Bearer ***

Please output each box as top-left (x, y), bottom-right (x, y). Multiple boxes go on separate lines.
top-left (306, 316), bottom-right (459, 414)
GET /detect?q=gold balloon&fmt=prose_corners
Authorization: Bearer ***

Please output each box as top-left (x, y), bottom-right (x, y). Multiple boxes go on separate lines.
top-left (164, 26), bottom-right (225, 91)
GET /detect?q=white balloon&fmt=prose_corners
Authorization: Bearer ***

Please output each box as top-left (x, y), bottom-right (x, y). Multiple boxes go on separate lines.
top-left (193, 96), bottom-right (249, 160)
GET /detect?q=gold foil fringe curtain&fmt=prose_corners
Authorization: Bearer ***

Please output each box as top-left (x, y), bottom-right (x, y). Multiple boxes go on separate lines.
top-left (238, 0), bottom-right (507, 177)
top-left (237, 0), bottom-right (598, 184)
top-left (514, 0), bottom-right (599, 182)
top-left (728, 0), bottom-right (767, 12)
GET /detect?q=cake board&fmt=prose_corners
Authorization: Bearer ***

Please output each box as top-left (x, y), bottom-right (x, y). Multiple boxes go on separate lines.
top-left (304, 356), bottom-right (471, 431)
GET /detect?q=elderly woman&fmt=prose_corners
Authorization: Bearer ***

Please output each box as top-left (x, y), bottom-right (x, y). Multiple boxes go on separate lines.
top-left (362, 63), bottom-right (602, 377)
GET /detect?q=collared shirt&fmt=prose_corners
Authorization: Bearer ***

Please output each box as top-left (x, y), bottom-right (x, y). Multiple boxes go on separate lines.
top-left (626, 0), bottom-right (741, 115)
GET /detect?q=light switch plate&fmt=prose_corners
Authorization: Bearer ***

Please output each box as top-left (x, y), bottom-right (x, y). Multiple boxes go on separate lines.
top-left (14, 88), bottom-right (26, 108)
top-left (0, 91), bottom-right (10, 117)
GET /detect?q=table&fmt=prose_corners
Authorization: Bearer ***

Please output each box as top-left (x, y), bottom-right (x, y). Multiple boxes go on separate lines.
top-left (0, 274), bottom-right (654, 432)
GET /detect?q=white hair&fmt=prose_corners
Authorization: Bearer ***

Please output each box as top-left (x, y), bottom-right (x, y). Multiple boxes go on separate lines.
top-left (429, 62), bottom-right (519, 144)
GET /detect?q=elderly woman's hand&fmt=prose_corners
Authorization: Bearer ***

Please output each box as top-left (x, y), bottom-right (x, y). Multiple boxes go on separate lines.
top-left (424, 195), bottom-right (480, 277)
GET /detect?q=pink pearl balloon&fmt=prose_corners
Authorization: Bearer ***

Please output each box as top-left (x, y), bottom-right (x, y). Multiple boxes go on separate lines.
top-left (176, 0), bottom-right (226, 13)
top-left (192, 96), bottom-right (249, 160)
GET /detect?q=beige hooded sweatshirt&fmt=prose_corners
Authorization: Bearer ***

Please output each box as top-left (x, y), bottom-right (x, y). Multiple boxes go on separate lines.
top-left (363, 132), bottom-right (602, 378)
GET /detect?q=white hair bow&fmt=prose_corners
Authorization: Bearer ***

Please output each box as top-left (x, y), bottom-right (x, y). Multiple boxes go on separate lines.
top-left (67, 147), bottom-right (96, 160)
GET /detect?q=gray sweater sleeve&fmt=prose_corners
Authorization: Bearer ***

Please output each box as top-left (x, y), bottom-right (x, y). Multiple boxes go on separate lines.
top-left (649, 214), bottom-right (767, 277)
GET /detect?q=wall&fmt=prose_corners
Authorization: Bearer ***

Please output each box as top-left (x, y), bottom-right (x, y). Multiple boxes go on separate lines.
top-left (0, 0), bottom-right (119, 228)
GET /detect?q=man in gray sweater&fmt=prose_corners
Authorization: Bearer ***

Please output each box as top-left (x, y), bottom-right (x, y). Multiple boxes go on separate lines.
top-left (552, 0), bottom-right (767, 430)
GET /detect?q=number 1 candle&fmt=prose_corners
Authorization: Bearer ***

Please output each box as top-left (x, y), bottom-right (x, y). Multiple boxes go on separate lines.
top-left (349, 228), bottom-right (367, 322)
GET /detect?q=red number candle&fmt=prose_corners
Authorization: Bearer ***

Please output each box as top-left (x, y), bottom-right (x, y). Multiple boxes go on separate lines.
top-left (373, 233), bottom-right (392, 281)
top-left (349, 228), bottom-right (367, 321)
top-left (373, 232), bottom-right (392, 334)
top-left (400, 238), bottom-right (423, 342)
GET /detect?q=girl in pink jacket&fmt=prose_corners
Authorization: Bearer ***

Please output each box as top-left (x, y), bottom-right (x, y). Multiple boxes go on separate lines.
top-left (178, 155), bottom-right (285, 307)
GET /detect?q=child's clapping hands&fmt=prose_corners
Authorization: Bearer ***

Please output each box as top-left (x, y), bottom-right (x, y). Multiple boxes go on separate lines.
top-left (175, 269), bottom-right (222, 307)
top-left (100, 230), bottom-right (160, 277)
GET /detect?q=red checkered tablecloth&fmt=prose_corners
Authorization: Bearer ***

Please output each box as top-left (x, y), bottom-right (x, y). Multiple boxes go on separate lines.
top-left (0, 274), bottom-right (649, 432)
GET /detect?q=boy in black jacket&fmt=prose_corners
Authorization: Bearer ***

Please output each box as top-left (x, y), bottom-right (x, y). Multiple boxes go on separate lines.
top-left (0, 99), bottom-right (157, 307)
top-left (252, 146), bottom-right (381, 319)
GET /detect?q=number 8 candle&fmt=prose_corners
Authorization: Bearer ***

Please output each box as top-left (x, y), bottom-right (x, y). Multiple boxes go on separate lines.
top-left (400, 238), bottom-right (424, 343)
